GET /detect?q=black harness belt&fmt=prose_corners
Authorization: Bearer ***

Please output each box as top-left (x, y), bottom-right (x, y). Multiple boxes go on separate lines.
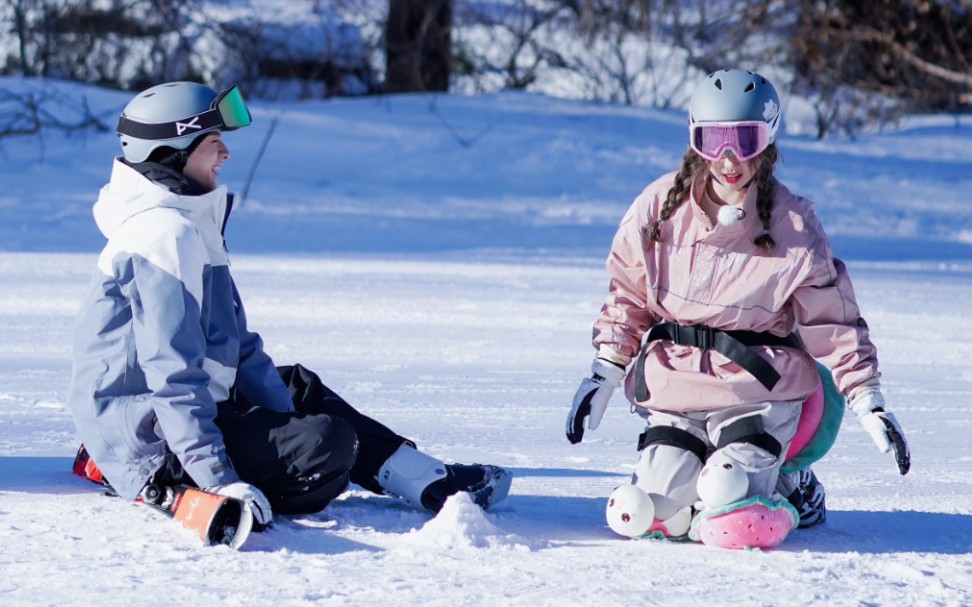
top-left (634, 322), bottom-right (801, 401)
top-left (637, 426), bottom-right (708, 462)
top-left (716, 414), bottom-right (783, 458)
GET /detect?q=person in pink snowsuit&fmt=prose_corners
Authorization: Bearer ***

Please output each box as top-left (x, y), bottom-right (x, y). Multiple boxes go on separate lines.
top-left (566, 68), bottom-right (910, 549)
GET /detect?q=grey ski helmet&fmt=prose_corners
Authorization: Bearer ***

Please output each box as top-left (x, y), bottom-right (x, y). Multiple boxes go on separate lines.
top-left (117, 81), bottom-right (251, 163)
top-left (688, 69), bottom-right (782, 144)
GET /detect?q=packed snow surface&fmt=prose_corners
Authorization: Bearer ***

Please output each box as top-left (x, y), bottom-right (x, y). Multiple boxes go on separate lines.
top-left (1, 78), bottom-right (971, 606)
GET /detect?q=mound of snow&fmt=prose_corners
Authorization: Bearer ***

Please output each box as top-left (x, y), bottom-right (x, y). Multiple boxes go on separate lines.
top-left (401, 492), bottom-right (536, 551)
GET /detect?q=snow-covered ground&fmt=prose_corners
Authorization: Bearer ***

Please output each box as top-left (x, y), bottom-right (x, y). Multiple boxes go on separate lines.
top-left (1, 78), bottom-right (971, 606)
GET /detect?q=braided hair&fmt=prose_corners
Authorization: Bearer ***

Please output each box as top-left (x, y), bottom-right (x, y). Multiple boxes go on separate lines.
top-left (643, 149), bottom-right (708, 243)
top-left (751, 144), bottom-right (779, 250)
top-left (644, 144), bottom-right (780, 250)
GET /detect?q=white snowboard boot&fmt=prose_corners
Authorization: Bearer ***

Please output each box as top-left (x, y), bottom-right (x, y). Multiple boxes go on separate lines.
top-left (377, 444), bottom-right (512, 513)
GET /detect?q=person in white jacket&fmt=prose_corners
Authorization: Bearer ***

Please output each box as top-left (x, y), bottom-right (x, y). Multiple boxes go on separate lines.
top-left (68, 81), bottom-right (511, 528)
top-left (566, 69), bottom-right (909, 549)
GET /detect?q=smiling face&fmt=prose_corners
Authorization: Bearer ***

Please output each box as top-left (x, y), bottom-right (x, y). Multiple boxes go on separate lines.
top-left (706, 151), bottom-right (755, 205)
top-left (183, 132), bottom-right (229, 192)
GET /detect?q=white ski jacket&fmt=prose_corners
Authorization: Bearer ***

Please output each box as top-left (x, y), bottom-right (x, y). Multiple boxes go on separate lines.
top-left (68, 159), bottom-right (294, 500)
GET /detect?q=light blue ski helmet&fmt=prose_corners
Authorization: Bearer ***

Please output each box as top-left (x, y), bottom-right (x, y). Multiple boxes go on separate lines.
top-left (117, 81), bottom-right (252, 163)
top-left (689, 69), bottom-right (782, 144)
top-left (117, 82), bottom-right (220, 163)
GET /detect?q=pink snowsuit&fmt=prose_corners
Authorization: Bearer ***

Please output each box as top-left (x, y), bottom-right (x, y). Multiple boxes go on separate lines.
top-left (593, 172), bottom-right (879, 413)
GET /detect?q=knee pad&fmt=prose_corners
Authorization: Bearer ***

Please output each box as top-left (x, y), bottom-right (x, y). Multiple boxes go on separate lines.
top-left (696, 452), bottom-right (750, 509)
top-left (606, 485), bottom-right (655, 538)
top-left (606, 485), bottom-right (695, 540)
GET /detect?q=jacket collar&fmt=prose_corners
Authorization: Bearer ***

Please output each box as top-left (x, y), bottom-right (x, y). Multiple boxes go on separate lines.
top-left (93, 158), bottom-right (231, 240)
top-left (688, 175), bottom-right (758, 234)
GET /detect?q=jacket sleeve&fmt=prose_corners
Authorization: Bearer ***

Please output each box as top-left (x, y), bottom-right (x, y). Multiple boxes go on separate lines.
top-left (124, 217), bottom-right (240, 489)
top-left (230, 280), bottom-right (294, 413)
top-left (790, 222), bottom-right (880, 396)
top-left (592, 192), bottom-right (661, 360)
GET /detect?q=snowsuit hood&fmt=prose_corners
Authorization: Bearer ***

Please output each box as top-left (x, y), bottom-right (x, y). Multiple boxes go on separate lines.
top-left (93, 159), bottom-right (229, 242)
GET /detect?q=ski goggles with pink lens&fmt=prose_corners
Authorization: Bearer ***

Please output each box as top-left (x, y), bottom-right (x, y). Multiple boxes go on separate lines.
top-left (117, 84), bottom-right (252, 141)
top-left (690, 121), bottom-right (770, 162)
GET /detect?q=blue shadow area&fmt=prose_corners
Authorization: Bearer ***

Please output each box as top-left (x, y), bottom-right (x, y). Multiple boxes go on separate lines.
top-left (5, 457), bottom-right (967, 555)
top-left (782, 509), bottom-right (972, 555)
top-left (0, 456), bottom-right (87, 493)
top-left (831, 235), bottom-right (972, 262)
top-left (505, 467), bottom-right (621, 479)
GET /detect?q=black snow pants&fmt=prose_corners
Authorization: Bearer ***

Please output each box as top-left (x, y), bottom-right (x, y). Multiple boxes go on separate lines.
top-left (153, 364), bottom-right (410, 515)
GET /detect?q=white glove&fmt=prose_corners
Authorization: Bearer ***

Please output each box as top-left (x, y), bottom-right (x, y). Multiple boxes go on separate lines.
top-left (848, 386), bottom-right (911, 475)
top-left (208, 481), bottom-right (274, 528)
top-left (566, 358), bottom-right (626, 444)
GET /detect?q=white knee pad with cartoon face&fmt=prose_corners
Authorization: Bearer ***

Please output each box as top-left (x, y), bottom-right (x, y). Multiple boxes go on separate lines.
top-left (606, 484), bottom-right (656, 537)
top-left (696, 452), bottom-right (750, 509)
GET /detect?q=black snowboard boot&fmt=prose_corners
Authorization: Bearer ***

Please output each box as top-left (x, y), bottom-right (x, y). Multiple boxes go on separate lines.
top-left (420, 463), bottom-right (513, 513)
top-left (785, 467), bottom-right (826, 529)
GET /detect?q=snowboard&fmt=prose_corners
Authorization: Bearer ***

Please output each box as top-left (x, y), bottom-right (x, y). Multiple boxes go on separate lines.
top-left (73, 445), bottom-right (253, 549)
top-left (139, 484), bottom-right (253, 550)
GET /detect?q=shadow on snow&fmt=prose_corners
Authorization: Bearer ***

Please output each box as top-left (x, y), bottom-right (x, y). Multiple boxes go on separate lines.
top-left (4, 457), bottom-right (969, 555)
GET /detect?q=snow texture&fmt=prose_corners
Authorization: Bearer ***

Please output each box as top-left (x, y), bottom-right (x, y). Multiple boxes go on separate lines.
top-left (0, 77), bottom-right (971, 606)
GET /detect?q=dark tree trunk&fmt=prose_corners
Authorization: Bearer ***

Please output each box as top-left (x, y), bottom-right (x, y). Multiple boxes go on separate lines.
top-left (385, 0), bottom-right (453, 93)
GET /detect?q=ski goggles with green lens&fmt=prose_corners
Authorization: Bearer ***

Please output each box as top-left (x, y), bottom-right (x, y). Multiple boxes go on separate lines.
top-left (690, 120), bottom-right (770, 162)
top-left (117, 84), bottom-right (252, 142)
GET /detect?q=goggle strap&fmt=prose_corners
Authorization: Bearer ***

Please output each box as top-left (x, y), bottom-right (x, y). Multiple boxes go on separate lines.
top-left (117, 109), bottom-right (222, 141)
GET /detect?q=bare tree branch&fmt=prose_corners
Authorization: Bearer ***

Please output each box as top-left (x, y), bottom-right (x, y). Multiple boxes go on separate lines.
top-left (843, 27), bottom-right (972, 88)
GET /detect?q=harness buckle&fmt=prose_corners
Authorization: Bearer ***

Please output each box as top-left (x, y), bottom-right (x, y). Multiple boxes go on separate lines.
top-left (671, 324), bottom-right (714, 350)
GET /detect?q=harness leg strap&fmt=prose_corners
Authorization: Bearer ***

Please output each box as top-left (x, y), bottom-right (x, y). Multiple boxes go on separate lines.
top-left (715, 415), bottom-right (783, 459)
top-left (638, 426), bottom-right (708, 463)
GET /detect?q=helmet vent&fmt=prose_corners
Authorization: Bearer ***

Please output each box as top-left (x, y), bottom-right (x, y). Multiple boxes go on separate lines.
top-left (744, 82), bottom-right (756, 93)
top-left (714, 79), bottom-right (723, 90)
